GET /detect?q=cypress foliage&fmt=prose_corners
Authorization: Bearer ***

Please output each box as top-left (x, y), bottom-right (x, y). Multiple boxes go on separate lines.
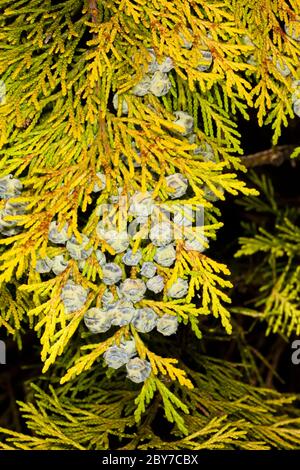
top-left (0, 0), bottom-right (300, 450)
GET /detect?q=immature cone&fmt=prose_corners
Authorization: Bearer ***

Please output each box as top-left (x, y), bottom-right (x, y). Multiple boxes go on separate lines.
top-left (66, 234), bottom-right (93, 260)
top-left (102, 263), bottom-right (123, 285)
top-left (291, 80), bottom-right (300, 117)
top-left (154, 244), bottom-right (176, 267)
top-left (5, 200), bottom-right (27, 213)
top-left (157, 56), bottom-right (174, 73)
top-left (197, 49), bottom-right (213, 71)
top-left (150, 221), bottom-right (173, 246)
top-left (0, 207), bottom-right (18, 230)
top-left (149, 71), bottom-right (172, 97)
top-left (119, 278), bottom-right (146, 303)
top-left (132, 307), bottom-right (158, 333)
top-left (128, 216), bottom-right (149, 238)
top-left (179, 29), bottom-right (193, 49)
top-left (95, 249), bottom-right (106, 266)
top-left (140, 261), bottom-right (157, 278)
top-left (189, 137), bottom-right (214, 160)
top-left (122, 249), bottom-right (142, 266)
top-left (146, 48), bottom-right (159, 73)
top-left (146, 275), bottom-right (165, 293)
top-left (293, 100), bottom-right (300, 118)
top-left (126, 357), bottom-right (152, 383)
top-left (101, 289), bottom-right (115, 307)
top-left (275, 58), bottom-right (290, 77)
top-left (131, 75), bottom-right (152, 96)
top-left (156, 314), bottom-right (178, 336)
top-left (284, 20), bottom-right (300, 41)
top-left (108, 186), bottom-right (124, 203)
top-left (166, 173), bottom-right (188, 199)
top-left (103, 345), bottom-right (129, 369)
top-left (184, 230), bottom-right (207, 252)
top-left (84, 307), bottom-right (113, 333)
top-left (51, 254), bottom-right (68, 275)
top-left (110, 300), bottom-right (136, 326)
top-left (129, 191), bottom-right (154, 217)
top-left (61, 280), bottom-right (88, 313)
top-left (0, 214), bottom-right (20, 235)
top-left (98, 228), bottom-right (130, 254)
top-left (120, 338), bottom-right (137, 359)
top-left (92, 172), bottom-right (106, 192)
top-left (291, 80), bottom-right (300, 103)
top-left (48, 221), bottom-right (69, 244)
top-left (167, 278), bottom-right (189, 298)
top-left (35, 256), bottom-right (53, 274)
top-left (0, 174), bottom-right (22, 199)
top-left (173, 205), bottom-right (194, 227)
top-left (112, 93), bottom-right (128, 114)
top-left (173, 111), bottom-right (194, 136)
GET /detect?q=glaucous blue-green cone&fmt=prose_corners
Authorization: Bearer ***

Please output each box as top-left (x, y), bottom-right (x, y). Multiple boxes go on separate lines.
top-left (98, 228), bottom-right (130, 254)
top-left (110, 300), bottom-right (136, 326)
top-left (60, 281), bottom-right (88, 313)
top-left (102, 263), bottom-right (123, 285)
top-left (197, 49), bottom-right (213, 71)
top-left (95, 249), bottom-right (106, 266)
top-left (120, 338), bottom-right (137, 359)
top-left (131, 74), bottom-right (152, 96)
top-left (149, 221), bottom-right (173, 246)
top-left (51, 254), bottom-right (68, 275)
top-left (92, 172), bottom-right (106, 192)
top-left (157, 56), bottom-right (174, 73)
top-left (112, 93), bottom-right (128, 114)
top-left (140, 261), bottom-right (157, 278)
top-left (184, 230), bottom-right (208, 252)
top-left (146, 275), bottom-right (164, 293)
top-left (173, 205), bottom-right (194, 227)
top-left (292, 80), bottom-right (300, 102)
top-left (101, 289), bottom-right (115, 307)
top-left (103, 345), bottom-right (129, 369)
top-left (119, 278), bottom-right (146, 303)
top-left (126, 357), bottom-right (152, 383)
top-left (284, 20), bottom-right (300, 41)
top-left (156, 314), bottom-right (178, 336)
top-left (0, 209), bottom-right (19, 235)
top-left (167, 278), bottom-right (189, 298)
top-left (179, 28), bottom-right (193, 49)
top-left (154, 244), bottom-right (176, 267)
top-left (84, 307), bottom-right (113, 333)
top-left (48, 221), bottom-right (69, 244)
top-left (128, 191), bottom-right (154, 217)
top-left (0, 174), bottom-right (22, 199)
top-left (293, 99), bottom-right (300, 118)
top-left (146, 48), bottom-right (159, 73)
top-left (149, 71), bottom-right (171, 97)
top-left (173, 111), bottom-right (194, 136)
top-left (66, 234), bottom-right (93, 260)
top-left (35, 256), bottom-right (53, 274)
top-left (122, 249), bottom-right (142, 266)
top-left (132, 307), bottom-right (158, 333)
top-left (165, 173), bottom-right (188, 199)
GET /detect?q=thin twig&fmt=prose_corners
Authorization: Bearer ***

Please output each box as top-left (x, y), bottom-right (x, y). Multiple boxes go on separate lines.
top-left (265, 338), bottom-right (286, 389)
top-left (88, 0), bottom-right (98, 25)
top-left (241, 145), bottom-right (297, 168)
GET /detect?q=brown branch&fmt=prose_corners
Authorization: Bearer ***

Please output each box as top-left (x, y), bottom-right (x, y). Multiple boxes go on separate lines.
top-left (241, 145), bottom-right (298, 168)
top-left (88, 0), bottom-right (99, 25)
top-left (120, 395), bottom-right (162, 450)
top-left (265, 337), bottom-right (286, 389)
